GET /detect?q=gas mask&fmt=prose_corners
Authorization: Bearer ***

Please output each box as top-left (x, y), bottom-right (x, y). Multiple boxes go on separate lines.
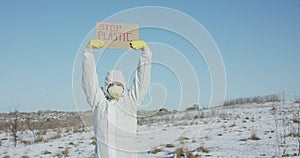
top-left (107, 82), bottom-right (124, 99)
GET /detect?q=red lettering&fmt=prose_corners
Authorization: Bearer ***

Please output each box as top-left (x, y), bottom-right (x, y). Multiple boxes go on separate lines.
top-left (97, 24), bottom-right (104, 30)
top-left (97, 24), bottom-right (135, 43)
top-left (122, 33), bottom-right (126, 41)
top-left (116, 25), bottom-right (121, 32)
top-left (110, 25), bottom-right (115, 32)
top-left (113, 33), bottom-right (121, 41)
top-left (126, 32), bottom-right (132, 42)
top-left (98, 24), bottom-right (121, 32)
top-left (107, 32), bottom-right (113, 40)
top-left (97, 31), bottom-right (104, 39)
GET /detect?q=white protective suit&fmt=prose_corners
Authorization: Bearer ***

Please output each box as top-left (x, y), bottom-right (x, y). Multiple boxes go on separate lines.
top-left (82, 47), bottom-right (152, 158)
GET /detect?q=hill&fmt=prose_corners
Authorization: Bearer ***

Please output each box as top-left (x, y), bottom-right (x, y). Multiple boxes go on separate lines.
top-left (0, 101), bottom-right (299, 157)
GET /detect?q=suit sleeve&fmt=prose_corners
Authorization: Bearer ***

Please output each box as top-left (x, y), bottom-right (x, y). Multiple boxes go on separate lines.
top-left (82, 48), bottom-right (105, 108)
top-left (129, 48), bottom-right (152, 106)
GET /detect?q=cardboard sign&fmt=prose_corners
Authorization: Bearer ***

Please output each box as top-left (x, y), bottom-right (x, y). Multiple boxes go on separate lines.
top-left (96, 22), bottom-right (140, 49)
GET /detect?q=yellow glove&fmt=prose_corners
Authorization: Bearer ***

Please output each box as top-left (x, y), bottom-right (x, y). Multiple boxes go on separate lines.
top-left (130, 40), bottom-right (148, 50)
top-left (87, 39), bottom-right (105, 49)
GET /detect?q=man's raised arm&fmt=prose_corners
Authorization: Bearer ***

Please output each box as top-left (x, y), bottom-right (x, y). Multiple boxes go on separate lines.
top-left (82, 40), bottom-right (105, 108)
top-left (129, 40), bottom-right (152, 105)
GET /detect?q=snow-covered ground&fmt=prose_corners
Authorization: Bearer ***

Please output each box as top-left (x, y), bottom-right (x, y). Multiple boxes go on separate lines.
top-left (1, 102), bottom-right (299, 157)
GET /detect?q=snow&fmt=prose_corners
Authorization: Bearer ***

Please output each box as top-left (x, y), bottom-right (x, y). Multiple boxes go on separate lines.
top-left (0, 128), bottom-right (95, 157)
top-left (0, 102), bottom-right (299, 157)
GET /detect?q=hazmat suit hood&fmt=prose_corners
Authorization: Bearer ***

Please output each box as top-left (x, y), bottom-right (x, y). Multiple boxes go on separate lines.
top-left (103, 70), bottom-right (126, 99)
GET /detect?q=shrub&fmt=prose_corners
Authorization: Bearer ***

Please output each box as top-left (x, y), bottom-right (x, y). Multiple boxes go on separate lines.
top-left (229, 122), bottom-right (236, 127)
top-left (62, 148), bottom-right (69, 157)
top-left (165, 144), bottom-right (175, 148)
top-left (68, 141), bottom-right (75, 146)
top-left (179, 136), bottom-right (189, 141)
top-left (90, 136), bottom-right (96, 145)
top-left (50, 133), bottom-right (61, 140)
top-left (249, 132), bottom-right (261, 140)
top-left (151, 148), bottom-right (162, 154)
top-left (292, 117), bottom-right (300, 124)
top-left (44, 150), bottom-right (52, 154)
top-left (91, 140), bottom-right (96, 145)
top-left (197, 146), bottom-right (209, 153)
top-left (174, 148), bottom-right (184, 157)
top-left (288, 132), bottom-right (300, 137)
top-left (185, 151), bottom-right (195, 158)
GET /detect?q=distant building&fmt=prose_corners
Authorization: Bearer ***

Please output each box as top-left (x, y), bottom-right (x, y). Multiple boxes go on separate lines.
top-left (185, 104), bottom-right (200, 111)
top-left (157, 108), bottom-right (169, 115)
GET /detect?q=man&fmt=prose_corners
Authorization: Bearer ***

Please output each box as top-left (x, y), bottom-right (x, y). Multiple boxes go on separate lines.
top-left (82, 39), bottom-right (152, 158)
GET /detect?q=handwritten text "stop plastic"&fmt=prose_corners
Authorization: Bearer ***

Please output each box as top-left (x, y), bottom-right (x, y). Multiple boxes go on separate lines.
top-left (97, 24), bottom-right (132, 42)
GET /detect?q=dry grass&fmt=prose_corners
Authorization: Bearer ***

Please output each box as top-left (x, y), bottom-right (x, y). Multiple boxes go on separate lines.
top-left (174, 148), bottom-right (184, 157)
top-left (68, 141), bottom-right (75, 146)
top-left (165, 144), bottom-right (175, 148)
top-left (35, 136), bottom-right (48, 143)
top-left (91, 140), bottom-right (96, 145)
top-left (229, 122), bottom-right (236, 127)
top-left (43, 150), bottom-right (52, 154)
top-left (0, 111), bottom-right (89, 132)
top-left (249, 133), bottom-right (261, 140)
top-left (151, 148), bottom-right (163, 154)
top-left (179, 136), bottom-right (189, 141)
top-left (288, 132), bottom-right (300, 137)
top-left (62, 147), bottom-right (70, 157)
top-left (185, 151), bottom-right (195, 158)
top-left (197, 146), bottom-right (209, 153)
top-left (90, 136), bottom-right (96, 145)
top-left (292, 117), bottom-right (300, 124)
top-left (50, 133), bottom-right (61, 140)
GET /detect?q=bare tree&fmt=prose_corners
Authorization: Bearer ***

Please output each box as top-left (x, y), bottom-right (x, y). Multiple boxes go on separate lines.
top-left (8, 109), bottom-right (19, 147)
top-left (296, 97), bottom-right (300, 156)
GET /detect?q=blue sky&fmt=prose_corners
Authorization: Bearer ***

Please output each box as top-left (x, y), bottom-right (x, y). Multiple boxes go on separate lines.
top-left (0, 0), bottom-right (299, 112)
